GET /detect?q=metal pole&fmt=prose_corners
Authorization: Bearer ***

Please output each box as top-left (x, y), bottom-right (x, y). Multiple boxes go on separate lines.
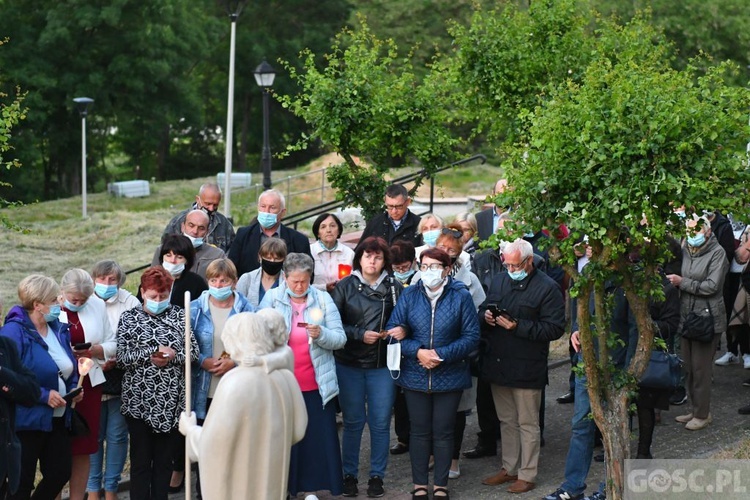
top-left (81, 115), bottom-right (87, 219)
top-left (223, 16), bottom-right (238, 219)
top-left (261, 89), bottom-right (272, 189)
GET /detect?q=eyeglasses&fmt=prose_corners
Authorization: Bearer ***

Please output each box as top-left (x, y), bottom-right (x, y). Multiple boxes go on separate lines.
top-left (441, 228), bottom-right (462, 239)
top-left (392, 263), bottom-right (413, 273)
top-left (418, 263), bottom-right (445, 272)
top-left (503, 256), bottom-right (529, 271)
top-left (385, 203), bottom-right (406, 211)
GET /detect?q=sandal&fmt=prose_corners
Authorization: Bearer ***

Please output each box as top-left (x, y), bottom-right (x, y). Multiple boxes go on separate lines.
top-left (411, 487), bottom-right (429, 499)
top-left (434, 486), bottom-right (450, 499)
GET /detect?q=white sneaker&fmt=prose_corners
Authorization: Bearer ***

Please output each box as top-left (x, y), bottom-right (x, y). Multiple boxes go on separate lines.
top-left (449, 465), bottom-right (461, 479)
top-left (715, 352), bottom-right (737, 366)
top-left (743, 354), bottom-right (750, 369)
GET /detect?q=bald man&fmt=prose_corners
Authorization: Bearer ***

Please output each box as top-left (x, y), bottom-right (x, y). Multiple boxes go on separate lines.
top-left (163, 183), bottom-right (235, 252)
top-left (476, 179), bottom-right (511, 242)
top-left (154, 209), bottom-right (226, 279)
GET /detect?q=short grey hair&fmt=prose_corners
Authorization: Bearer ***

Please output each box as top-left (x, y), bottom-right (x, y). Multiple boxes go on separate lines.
top-left (283, 253), bottom-right (314, 277)
top-left (199, 183), bottom-right (221, 196)
top-left (259, 189), bottom-right (286, 210)
top-left (60, 268), bottom-right (95, 298)
top-left (417, 213), bottom-right (444, 233)
top-left (503, 238), bottom-right (534, 261)
top-left (91, 260), bottom-right (127, 287)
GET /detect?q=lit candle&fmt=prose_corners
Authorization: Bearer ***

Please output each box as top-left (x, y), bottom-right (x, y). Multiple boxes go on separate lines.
top-left (308, 307), bottom-right (324, 345)
top-left (338, 264), bottom-right (352, 280)
top-left (76, 357), bottom-right (95, 388)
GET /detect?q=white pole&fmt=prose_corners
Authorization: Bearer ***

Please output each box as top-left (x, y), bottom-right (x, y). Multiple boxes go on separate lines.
top-left (81, 115), bottom-right (87, 219)
top-left (223, 17), bottom-right (238, 220)
top-left (184, 291), bottom-right (192, 500)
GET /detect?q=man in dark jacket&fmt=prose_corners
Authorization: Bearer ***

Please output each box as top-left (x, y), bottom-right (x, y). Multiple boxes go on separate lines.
top-left (163, 183), bottom-right (235, 252)
top-left (479, 239), bottom-right (565, 494)
top-left (475, 179), bottom-right (509, 242)
top-left (359, 184), bottom-right (422, 248)
top-left (228, 189), bottom-right (312, 276)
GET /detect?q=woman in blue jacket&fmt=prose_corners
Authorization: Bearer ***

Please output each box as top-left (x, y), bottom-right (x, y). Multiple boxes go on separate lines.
top-left (385, 247), bottom-right (480, 500)
top-left (1, 275), bottom-right (82, 500)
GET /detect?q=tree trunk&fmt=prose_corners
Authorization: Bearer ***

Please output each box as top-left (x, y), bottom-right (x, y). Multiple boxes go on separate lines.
top-left (238, 90), bottom-right (251, 172)
top-left (599, 391), bottom-right (631, 500)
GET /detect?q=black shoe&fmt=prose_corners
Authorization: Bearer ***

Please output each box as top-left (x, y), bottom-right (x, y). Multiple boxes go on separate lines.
top-left (168, 476), bottom-right (185, 493)
top-left (594, 452), bottom-right (605, 462)
top-left (557, 391), bottom-right (575, 404)
top-left (367, 476), bottom-right (384, 498)
top-left (389, 442), bottom-right (408, 455)
top-left (543, 488), bottom-right (584, 500)
top-left (669, 386), bottom-right (687, 406)
top-left (743, 378), bottom-right (750, 388)
top-left (462, 444), bottom-right (497, 459)
top-left (739, 403), bottom-right (750, 415)
top-left (636, 453), bottom-right (653, 459)
top-left (343, 474), bottom-right (358, 497)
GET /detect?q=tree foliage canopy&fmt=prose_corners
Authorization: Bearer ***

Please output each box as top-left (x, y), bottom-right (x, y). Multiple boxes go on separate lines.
top-left (279, 18), bottom-right (461, 219)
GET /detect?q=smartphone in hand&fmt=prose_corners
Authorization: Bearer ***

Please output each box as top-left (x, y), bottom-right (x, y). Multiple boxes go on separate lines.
top-left (498, 309), bottom-right (517, 323)
top-left (73, 342), bottom-right (91, 351)
top-left (487, 304), bottom-right (502, 317)
top-left (63, 386), bottom-right (83, 404)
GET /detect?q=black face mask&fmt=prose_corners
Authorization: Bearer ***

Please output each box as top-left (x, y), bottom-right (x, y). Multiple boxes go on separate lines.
top-left (200, 206), bottom-right (216, 217)
top-left (261, 259), bottom-right (284, 276)
top-left (450, 256), bottom-right (458, 265)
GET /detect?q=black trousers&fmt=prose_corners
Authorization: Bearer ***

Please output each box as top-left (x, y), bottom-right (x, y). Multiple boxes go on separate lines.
top-left (11, 417), bottom-right (71, 500)
top-left (404, 390), bottom-right (462, 488)
top-left (393, 388), bottom-right (410, 445)
top-left (126, 417), bottom-right (175, 500)
top-left (474, 378), bottom-right (500, 449)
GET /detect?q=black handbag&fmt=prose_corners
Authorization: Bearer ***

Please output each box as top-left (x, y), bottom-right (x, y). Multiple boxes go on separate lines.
top-left (682, 297), bottom-right (715, 343)
top-left (639, 349), bottom-right (682, 389)
top-left (68, 408), bottom-right (90, 437)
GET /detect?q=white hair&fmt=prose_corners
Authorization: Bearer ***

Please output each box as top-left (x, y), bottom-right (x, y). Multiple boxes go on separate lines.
top-left (259, 189), bottom-right (286, 210)
top-left (503, 238), bottom-right (534, 260)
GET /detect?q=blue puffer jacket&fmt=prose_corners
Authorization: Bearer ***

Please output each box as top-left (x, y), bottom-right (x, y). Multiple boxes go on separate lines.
top-left (386, 277), bottom-right (480, 393)
top-left (190, 291), bottom-right (256, 419)
top-left (259, 283), bottom-right (346, 406)
top-left (1, 306), bottom-right (78, 432)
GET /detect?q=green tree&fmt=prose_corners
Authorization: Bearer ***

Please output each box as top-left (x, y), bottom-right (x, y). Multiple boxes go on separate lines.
top-left (499, 55), bottom-right (750, 500)
top-left (278, 18), bottom-right (461, 219)
top-left (0, 38), bottom-right (26, 229)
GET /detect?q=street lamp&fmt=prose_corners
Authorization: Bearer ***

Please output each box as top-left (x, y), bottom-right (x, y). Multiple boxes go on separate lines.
top-left (254, 59), bottom-right (276, 190)
top-left (73, 97), bottom-right (94, 219)
top-left (222, 0), bottom-right (246, 220)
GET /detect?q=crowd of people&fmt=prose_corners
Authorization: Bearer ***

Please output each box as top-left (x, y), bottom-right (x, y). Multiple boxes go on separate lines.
top-left (0, 179), bottom-right (746, 500)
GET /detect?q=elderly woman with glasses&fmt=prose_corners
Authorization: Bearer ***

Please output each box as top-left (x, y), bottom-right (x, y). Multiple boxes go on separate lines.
top-left (259, 253), bottom-right (347, 499)
top-left (310, 213), bottom-right (355, 293)
top-left (385, 247), bottom-right (480, 500)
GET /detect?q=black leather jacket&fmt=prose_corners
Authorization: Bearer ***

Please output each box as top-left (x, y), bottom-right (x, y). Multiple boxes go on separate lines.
top-left (331, 273), bottom-right (401, 368)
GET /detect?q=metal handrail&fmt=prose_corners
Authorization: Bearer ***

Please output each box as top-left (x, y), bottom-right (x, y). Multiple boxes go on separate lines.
top-left (284, 153), bottom-right (487, 228)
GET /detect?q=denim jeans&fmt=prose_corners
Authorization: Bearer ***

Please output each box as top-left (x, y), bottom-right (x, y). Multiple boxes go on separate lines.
top-left (561, 354), bottom-right (596, 496)
top-left (87, 397), bottom-right (129, 493)
top-left (336, 364), bottom-right (396, 478)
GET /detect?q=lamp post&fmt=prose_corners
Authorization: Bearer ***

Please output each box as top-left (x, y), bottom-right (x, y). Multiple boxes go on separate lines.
top-left (254, 60), bottom-right (276, 190)
top-left (222, 0), bottom-right (246, 220)
top-left (73, 97), bottom-right (94, 219)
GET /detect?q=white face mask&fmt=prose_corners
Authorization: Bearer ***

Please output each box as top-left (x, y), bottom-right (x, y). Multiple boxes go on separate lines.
top-left (421, 269), bottom-right (445, 289)
top-left (162, 261), bottom-right (185, 277)
top-left (387, 336), bottom-right (401, 379)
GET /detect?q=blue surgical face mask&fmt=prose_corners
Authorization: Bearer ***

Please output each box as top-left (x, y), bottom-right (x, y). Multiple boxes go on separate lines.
top-left (64, 300), bottom-right (87, 313)
top-left (43, 304), bottom-right (61, 323)
top-left (285, 287), bottom-right (310, 299)
top-left (208, 285), bottom-right (233, 301)
top-left (422, 229), bottom-right (440, 248)
top-left (508, 269), bottom-right (528, 281)
top-left (145, 298), bottom-right (170, 315)
top-left (687, 233), bottom-right (706, 247)
top-left (394, 269), bottom-right (416, 282)
top-left (675, 210), bottom-right (686, 219)
top-left (183, 233), bottom-right (203, 248)
top-left (94, 283), bottom-right (118, 301)
top-left (421, 269), bottom-right (445, 289)
top-left (257, 211), bottom-right (278, 229)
